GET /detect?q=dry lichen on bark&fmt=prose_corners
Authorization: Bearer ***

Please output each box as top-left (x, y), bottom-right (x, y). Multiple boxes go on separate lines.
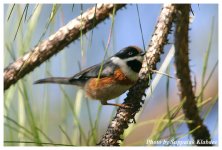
top-left (99, 4), bottom-right (176, 146)
top-left (4, 4), bottom-right (126, 90)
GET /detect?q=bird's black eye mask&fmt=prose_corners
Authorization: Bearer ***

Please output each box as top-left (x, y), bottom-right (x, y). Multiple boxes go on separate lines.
top-left (114, 46), bottom-right (139, 59)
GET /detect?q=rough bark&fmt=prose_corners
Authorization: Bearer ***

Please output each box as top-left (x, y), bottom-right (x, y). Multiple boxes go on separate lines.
top-left (99, 4), bottom-right (176, 146)
top-left (174, 4), bottom-right (212, 146)
top-left (4, 4), bottom-right (126, 90)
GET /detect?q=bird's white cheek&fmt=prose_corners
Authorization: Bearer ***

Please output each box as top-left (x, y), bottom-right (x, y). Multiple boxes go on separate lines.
top-left (111, 57), bottom-right (138, 81)
top-left (138, 56), bottom-right (144, 62)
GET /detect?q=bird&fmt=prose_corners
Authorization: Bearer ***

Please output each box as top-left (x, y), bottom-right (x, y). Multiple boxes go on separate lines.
top-left (34, 46), bottom-right (145, 108)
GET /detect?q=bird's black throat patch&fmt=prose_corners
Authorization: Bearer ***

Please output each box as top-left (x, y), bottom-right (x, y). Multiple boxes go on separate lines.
top-left (127, 60), bottom-right (142, 73)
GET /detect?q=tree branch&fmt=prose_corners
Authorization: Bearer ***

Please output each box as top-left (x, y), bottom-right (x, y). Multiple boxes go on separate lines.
top-left (4, 4), bottom-right (126, 91)
top-left (174, 4), bottom-right (212, 146)
top-left (98, 4), bottom-right (176, 146)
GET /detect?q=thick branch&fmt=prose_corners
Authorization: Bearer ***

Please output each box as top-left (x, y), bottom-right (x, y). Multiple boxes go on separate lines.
top-left (99, 4), bottom-right (176, 146)
top-left (174, 5), bottom-right (212, 146)
top-left (4, 4), bottom-right (126, 90)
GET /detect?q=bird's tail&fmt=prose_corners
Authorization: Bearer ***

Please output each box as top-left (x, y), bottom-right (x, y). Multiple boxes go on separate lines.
top-left (34, 77), bottom-right (72, 85)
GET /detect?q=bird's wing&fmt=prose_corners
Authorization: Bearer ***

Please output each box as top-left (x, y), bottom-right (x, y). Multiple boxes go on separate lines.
top-left (70, 60), bottom-right (118, 81)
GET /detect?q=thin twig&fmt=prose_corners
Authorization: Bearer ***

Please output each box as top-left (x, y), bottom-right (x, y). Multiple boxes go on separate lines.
top-left (136, 4), bottom-right (146, 51)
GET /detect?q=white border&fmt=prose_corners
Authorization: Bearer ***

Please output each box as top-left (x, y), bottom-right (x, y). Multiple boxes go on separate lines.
top-left (1, 1), bottom-right (221, 150)
top-left (1, 0), bottom-right (222, 4)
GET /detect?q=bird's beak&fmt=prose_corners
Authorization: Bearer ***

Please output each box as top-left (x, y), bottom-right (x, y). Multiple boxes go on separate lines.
top-left (140, 51), bottom-right (146, 56)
